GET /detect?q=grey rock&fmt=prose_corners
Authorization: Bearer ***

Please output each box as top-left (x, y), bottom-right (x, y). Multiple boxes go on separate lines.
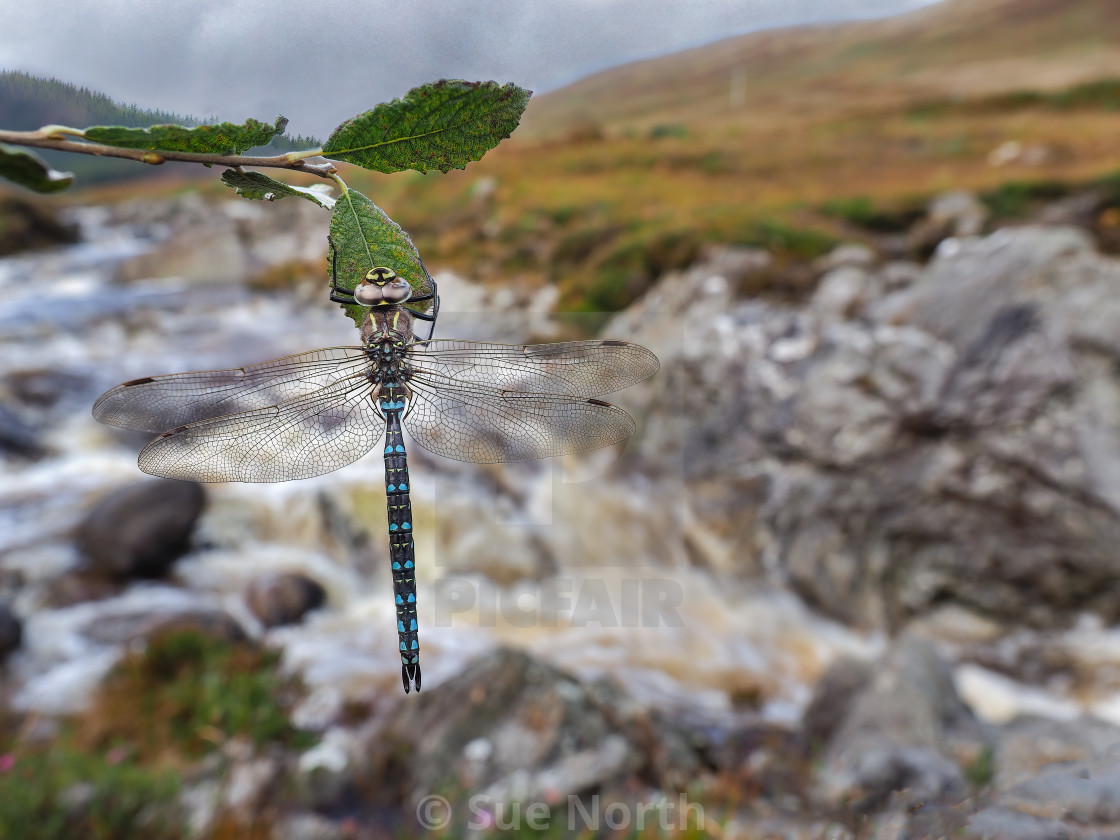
top-left (614, 226), bottom-right (1120, 629)
top-left (245, 572), bottom-right (326, 628)
top-left (812, 634), bottom-right (989, 812)
top-left (82, 606), bottom-right (247, 645)
top-left (75, 479), bottom-right (205, 579)
top-left (810, 266), bottom-right (875, 322)
top-left (0, 196), bottom-right (80, 256)
top-left (965, 807), bottom-right (1079, 840)
top-left (361, 647), bottom-right (699, 812)
top-left (0, 602), bottom-right (22, 659)
top-left (802, 655), bottom-right (874, 751)
top-left (906, 190), bottom-right (989, 257)
top-left (966, 745), bottom-right (1120, 839)
top-left (994, 716), bottom-right (1120, 791)
top-left (814, 242), bottom-right (877, 273)
top-left (271, 813), bottom-right (344, 840)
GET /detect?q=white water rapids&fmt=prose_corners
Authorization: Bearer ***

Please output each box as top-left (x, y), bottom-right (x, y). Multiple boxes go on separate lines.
top-left (7, 196), bottom-right (1018, 733)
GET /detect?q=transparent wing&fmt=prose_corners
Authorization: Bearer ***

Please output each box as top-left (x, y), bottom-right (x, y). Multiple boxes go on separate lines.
top-left (93, 347), bottom-right (371, 433)
top-left (138, 373), bottom-right (385, 483)
top-left (408, 339), bottom-right (659, 397)
top-left (405, 371), bottom-right (637, 463)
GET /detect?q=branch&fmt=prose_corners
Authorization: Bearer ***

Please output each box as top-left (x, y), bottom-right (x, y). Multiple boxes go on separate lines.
top-left (0, 128), bottom-right (337, 178)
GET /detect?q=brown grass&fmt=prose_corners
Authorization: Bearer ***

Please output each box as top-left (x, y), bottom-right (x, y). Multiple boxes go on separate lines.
top-left (38, 0), bottom-right (1120, 311)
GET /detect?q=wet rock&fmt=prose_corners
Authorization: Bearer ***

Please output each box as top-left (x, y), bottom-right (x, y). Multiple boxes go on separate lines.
top-left (115, 195), bottom-right (325, 286)
top-left (906, 191), bottom-right (988, 258)
top-left (224, 753), bottom-right (283, 821)
top-left (966, 747), bottom-right (1120, 839)
top-left (993, 716), bottom-right (1120, 791)
top-left (809, 266), bottom-right (875, 322)
top-left (802, 655), bottom-right (874, 752)
top-left (360, 647), bottom-right (699, 814)
top-left (814, 242), bottom-right (877, 273)
top-left (41, 571), bottom-right (123, 608)
top-left (616, 226), bottom-right (1120, 630)
top-left (964, 807), bottom-right (1077, 840)
top-left (245, 572), bottom-right (326, 628)
top-left (75, 479), bottom-right (206, 579)
top-left (0, 196), bottom-right (80, 256)
top-left (812, 634), bottom-right (990, 813)
top-left (82, 606), bottom-right (247, 645)
top-left (0, 603), bottom-right (22, 660)
top-left (295, 727), bottom-right (355, 810)
top-left (271, 812), bottom-right (345, 840)
top-left (5, 369), bottom-right (87, 409)
top-left (0, 400), bottom-right (44, 458)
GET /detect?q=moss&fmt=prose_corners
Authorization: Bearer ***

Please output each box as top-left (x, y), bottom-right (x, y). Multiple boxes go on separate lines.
top-left (0, 739), bottom-right (181, 840)
top-left (736, 219), bottom-right (837, 260)
top-left (820, 195), bottom-right (924, 232)
top-left (965, 746), bottom-right (995, 788)
top-left (79, 629), bottom-right (316, 761)
top-left (980, 180), bottom-right (1070, 219)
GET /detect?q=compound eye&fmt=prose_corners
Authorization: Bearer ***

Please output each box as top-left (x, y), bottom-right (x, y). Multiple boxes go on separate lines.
top-left (381, 278), bottom-right (413, 303)
top-left (354, 283), bottom-right (384, 305)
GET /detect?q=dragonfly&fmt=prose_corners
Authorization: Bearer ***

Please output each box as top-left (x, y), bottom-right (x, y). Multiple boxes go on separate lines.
top-left (92, 252), bottom-right (658, 694)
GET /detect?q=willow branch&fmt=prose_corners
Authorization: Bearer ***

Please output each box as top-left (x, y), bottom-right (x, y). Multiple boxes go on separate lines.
top-left (0, 128), bottom-right (338, 178)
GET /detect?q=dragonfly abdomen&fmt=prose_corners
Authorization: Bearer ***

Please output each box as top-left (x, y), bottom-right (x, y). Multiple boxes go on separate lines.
top-left (382, 394), bottom-right (420, 693)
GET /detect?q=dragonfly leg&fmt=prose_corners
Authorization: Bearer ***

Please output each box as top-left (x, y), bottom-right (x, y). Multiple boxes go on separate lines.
top-left (401, 383), bottom-right (417, 421)
top-left (327, 235), bottom-right (360, 304)
top-left (330, 288), bottom-right (358, 305)
top-left (370, 383), bottom-right (386, 421)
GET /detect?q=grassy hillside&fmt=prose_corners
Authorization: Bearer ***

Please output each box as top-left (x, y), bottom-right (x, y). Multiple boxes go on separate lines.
top-left (31, 0), bottom-right (1120, 311)
top-left (328, 0), bottom-right (1120, 312)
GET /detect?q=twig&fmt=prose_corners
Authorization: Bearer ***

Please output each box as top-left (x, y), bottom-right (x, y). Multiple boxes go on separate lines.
top-left (0, 128), bottom-right (337, 178)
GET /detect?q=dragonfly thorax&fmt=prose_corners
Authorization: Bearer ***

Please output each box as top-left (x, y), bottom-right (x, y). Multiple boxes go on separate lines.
top-left (361, 306), bottom-right (415, 349)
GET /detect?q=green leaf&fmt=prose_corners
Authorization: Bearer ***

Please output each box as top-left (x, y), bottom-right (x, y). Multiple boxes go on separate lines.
top-left (328, 189), bottom-right (435, 328)
top-left (220, 169), bottom-right (335, 209)
top-left (84, 116), bottom-right (288, 155)
top-left (0, 143), bottom-right (73, 193)
top-left (322, 80), bottom-right (531, 174)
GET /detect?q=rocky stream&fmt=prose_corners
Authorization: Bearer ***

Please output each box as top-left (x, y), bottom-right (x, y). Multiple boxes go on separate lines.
top-left (4, 189), bottom-right (1120, 838)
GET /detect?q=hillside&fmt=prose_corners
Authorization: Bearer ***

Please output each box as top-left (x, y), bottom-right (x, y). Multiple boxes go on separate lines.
top-left (520, 0), bottom-right (1120, 137)
top-left (18, 0), bottom-right (1120, 312)
top-left (0, 71), bottom-right (319, 184)
top-left (329, 0), bottom-right (1120, 313)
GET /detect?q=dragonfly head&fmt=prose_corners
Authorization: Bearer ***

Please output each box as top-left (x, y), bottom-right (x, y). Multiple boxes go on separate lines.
top-left (354, 267), bottom-right (413, 306)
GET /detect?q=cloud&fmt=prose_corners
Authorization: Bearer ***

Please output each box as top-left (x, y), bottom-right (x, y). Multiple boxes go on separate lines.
top-left (0, 0), bottom-right (943, 136)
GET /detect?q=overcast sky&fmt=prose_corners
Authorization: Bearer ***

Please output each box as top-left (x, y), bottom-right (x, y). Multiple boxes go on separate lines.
top-left (1, 0), bottom-right (943, 138)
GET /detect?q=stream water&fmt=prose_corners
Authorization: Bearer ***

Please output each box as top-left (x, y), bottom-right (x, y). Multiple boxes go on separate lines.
top-left (0, 198), bottom-right (881, 731)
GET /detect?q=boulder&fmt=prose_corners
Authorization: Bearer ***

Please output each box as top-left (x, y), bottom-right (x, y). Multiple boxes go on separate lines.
top-left (811, 634), bottom-right (990, 813)
top-left (75, 479), bottom-right (206, 579)
top-left (358, 647), bottom-right (700, 818)
top-left (613, 226), bottom-right (1120, 631)
top-left (0, 196), bottom-right (79, 256)
top-left (245, 572), bottom-right (327, 628)
top-left (0, 603), bottom-right (22, 660)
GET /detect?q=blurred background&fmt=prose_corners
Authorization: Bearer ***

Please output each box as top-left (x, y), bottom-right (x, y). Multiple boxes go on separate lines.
top-left (3, 0), bottom-right (1120, 837)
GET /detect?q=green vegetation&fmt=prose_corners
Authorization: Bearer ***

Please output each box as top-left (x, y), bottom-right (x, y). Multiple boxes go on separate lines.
top-left (0, 71), bottom-right (319, 183)
top-left (979, 179), bottom-right (1070, 219)
top-left (965, 746), bottom-right (996, 787)
top-left (83, 629), bottom-right (316, 760)
top-left (0, 630), bottom-right (314, 838)
top-left (0, 70), bottom-right (199, 132)
top-left (0, 738), bottom-right (181, 840)
top-left (907, 78), bottom-right (1120, 121)
top-left (736, 219), bottom-right (836, 259)
top-left (0, 748), bottom-right (179, 839)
